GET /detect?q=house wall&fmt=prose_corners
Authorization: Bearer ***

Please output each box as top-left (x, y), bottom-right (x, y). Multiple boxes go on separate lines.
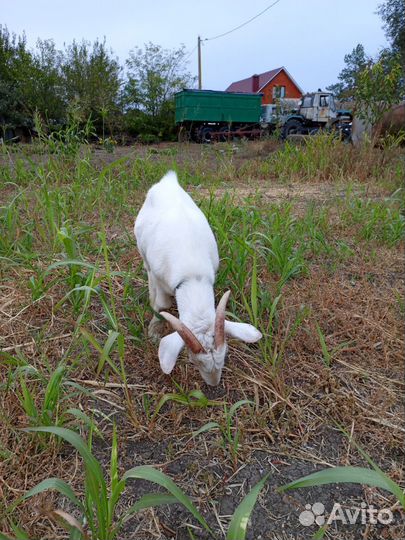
top-left (261, 71), bottom-right (303, 104)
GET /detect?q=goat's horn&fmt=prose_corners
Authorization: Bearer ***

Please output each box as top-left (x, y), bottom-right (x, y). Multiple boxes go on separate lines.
top-left (160, 312), bottom-right (206, 354)
top-left (215, 290), bottom-right (230, 349)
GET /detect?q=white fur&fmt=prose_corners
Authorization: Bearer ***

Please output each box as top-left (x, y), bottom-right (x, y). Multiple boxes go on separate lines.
top-left (134, 171), bottom-right (262, 385)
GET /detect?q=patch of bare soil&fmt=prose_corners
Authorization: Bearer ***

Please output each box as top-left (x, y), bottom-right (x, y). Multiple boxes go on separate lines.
top-left (192, 181), bottom-right (389, 208)
top-left (194, 183), bottom-right (343, 204)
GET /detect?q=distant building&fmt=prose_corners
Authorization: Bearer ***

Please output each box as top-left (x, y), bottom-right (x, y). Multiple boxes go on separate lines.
top-left (226, 67), bottom-right (303, 104)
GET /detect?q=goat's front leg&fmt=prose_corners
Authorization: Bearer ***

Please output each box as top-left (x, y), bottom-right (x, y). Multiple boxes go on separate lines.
top-left (147, 272), bottom-right (172, 341)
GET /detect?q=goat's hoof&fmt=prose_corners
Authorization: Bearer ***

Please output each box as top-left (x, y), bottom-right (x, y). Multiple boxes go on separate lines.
top-left (148, 320), bottom-right (165, 342)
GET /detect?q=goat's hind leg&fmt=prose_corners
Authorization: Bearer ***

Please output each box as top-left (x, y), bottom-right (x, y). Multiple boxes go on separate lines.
top-left (147, 273), bottom-right (172, 341)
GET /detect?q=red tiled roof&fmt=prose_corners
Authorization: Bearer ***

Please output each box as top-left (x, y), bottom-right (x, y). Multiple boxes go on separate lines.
top-left (226, 67), bottom-right (284, 93)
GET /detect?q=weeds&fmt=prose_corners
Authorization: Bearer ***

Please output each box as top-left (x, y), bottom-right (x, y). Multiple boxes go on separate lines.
top-left (152, 381), bottom-right (224, 420)
top-left (7, 426), bottom-right (211, 539)
top-left (279, 436), bottom-right (405, 509)
top-left (2, 355), bottom-right (95, 438)
top-left (193, 400), bottom-right (253, 467)
top-left (340, 193), bottom-right (404, 246)
top-left (315, 323), bottom-right (349, 367)
top-left (6, 427), bottom-right (270, 540)
top-left (35, 113), bottom-right (95, 158)
top-left (1, 137), bottom-right (404, 539)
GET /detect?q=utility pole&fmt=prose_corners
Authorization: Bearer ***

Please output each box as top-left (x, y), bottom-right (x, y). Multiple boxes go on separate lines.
top-left (198, 36), bottom-right (202, 89)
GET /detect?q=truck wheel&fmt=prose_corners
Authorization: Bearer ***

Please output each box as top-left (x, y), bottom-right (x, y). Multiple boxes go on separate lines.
top-left (200, 127), bottom-right (213, 143)
top-left (219, 126), bottom-right (231, 142)
top-left (332, 121), bottom-right (351, 142)
top-left (282, 119), bottom-right (303, 139)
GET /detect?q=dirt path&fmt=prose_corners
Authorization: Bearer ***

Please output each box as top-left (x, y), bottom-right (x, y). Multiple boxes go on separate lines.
top-left (192, 182), bottom-right (382, 206)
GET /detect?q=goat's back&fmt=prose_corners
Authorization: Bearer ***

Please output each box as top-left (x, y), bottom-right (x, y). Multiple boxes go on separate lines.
top-left (134, 171), bottom-right (219, 289)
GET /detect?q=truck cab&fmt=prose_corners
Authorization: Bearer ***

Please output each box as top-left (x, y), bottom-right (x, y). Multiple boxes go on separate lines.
top-left (299, 92), bottom-right (338, 123)
top-left (282, 91), bottom-right (352, 139)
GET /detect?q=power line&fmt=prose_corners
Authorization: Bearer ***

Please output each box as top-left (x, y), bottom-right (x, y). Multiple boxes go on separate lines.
top-left (184, 44), bottom-right (198, 61)
top-left (204, 0), bottom-right (282, 42)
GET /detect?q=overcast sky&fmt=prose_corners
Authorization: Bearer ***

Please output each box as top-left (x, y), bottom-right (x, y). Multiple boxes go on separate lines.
top-left (3, 0), bottom-right (388, 92)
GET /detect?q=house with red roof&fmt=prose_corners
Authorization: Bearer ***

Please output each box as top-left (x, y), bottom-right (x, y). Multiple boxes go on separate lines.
top-left (226, 67), bottom-right (303, 105)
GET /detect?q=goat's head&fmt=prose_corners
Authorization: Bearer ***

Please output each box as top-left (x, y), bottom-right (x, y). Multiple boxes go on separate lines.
top-left (158, 291), bottom-right (262, 386)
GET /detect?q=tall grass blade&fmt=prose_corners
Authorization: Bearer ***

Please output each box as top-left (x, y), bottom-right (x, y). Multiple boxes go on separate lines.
top-left (279, 466), bottom-right (405, 507)
top-left (226, 473), bottom-right (270, 540)
top-left (1, 526), bottom-right (30, 540)
top-left (64, 408), bottom-right (101, 436)
top-left (79, 328), bottom-right (103, 354)
top-left (43, 364), bottom-right (65, 414)
top-left (229, 400), bottom-right (252, 419)
top-left (20, 478), bottom-right (84, 511)
top-left (19, 377), bottom-right (38, 421)
top-left (55, 286), bottom-right (99, 311)
top-left (192, 421), bottom-right (220, 437)
top-left (23, 427), bottom-right (107, 512)
top-left (313, 526), bottom-right (326, 539)
top-left (45, 260), bottom-right (97, 274)
top-left (315, 323), bottom-right (331, 366)
top-left (123, 465), bottom-right (211, 532)
top-left (250, 255), bottom-right (258, 326)
top-left (97, 330), bottom-right (120, 375)
top-left (130, 493), bottom-right (178, 512)
top-left (46, 509), bottom-right (85, 537)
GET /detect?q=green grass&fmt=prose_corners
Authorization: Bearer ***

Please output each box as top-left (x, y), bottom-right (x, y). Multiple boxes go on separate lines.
top-left (315, 323), bottom-right (350, 367)
top-left (1, 353), bottom-right (98, 438)
top-left (279, 435), bottom-right (405, 510)
top-left (9, 426), bottom-right (211, 539)
top-left (152, 381), bottom-right (224, 420)
top-left (5, 427), bottom-right (270, 540)
top-left (0, 135), bottom-right (404, 538)
top-left (193, 399), bottom-right (253, 467)
top-left (1, 140), bottom-right (403, 399)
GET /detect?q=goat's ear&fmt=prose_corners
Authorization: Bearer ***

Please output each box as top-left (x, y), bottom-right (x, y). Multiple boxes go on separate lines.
top-left (158, 332), bottom-right (185, 374)
top-left (224, 320), bottom-right (262, 343)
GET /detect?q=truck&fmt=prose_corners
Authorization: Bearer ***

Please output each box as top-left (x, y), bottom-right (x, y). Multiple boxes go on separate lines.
top-left (175, 89), bottom-right (263, 142)
top-left (174, 89), bottom-right (352, 142)
top-left (281, 92), bottom-right (352, 140)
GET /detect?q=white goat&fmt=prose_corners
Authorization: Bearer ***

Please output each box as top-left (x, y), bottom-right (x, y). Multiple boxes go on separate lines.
top-left (134, 171), bottom-right (262, 386)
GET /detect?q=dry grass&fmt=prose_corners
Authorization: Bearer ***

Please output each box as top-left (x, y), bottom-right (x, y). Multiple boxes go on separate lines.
top-left (0, 137), bottom-right (404, 539)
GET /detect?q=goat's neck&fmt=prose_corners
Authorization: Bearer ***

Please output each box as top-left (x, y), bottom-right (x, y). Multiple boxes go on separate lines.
top-left (175, 278), bottom-right (215, 333)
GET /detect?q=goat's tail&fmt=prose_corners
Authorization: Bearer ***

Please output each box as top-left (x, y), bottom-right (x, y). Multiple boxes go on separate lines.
top-left (159, 170), bottom-right (178, 186)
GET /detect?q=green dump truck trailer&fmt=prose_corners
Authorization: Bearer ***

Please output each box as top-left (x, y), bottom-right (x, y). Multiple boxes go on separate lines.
top-left (175, 89), bottom-right (263, 142)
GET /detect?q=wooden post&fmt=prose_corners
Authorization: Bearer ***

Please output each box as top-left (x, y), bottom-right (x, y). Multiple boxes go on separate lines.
top-left (198, 36), bottom-right (202, 90)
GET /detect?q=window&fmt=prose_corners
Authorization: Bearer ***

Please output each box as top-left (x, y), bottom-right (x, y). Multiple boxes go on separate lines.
top-left (272, 85), bottom-right (286, 98)
top-left (302, 96), bottom-right (313, 107)
top-left (319, 95), bottom-right (330, 107)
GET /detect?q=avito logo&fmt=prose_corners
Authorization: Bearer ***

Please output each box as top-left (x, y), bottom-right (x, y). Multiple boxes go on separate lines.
top-left (298, 501), bottom-right (394, 527)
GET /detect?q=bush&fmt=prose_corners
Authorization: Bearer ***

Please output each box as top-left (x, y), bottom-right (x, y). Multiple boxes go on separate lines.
top-left (123, 102), bottom-right (177, 142)
top-left (137, 133), bottom-right (160, 144)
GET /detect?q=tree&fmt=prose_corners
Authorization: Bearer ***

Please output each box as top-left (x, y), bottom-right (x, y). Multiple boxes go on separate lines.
top-left (327, 44), bottom-right (370, 99)
top-left (0, 25), bottom-right (33, 130)
top-left (355, 51), bottom-right (403, 126)
top-left (30, 39), bottom-right (65, 123)
top-left (378, 0), bottom-right (405, 71)
top-left (0, 26), bottom-right (65, 133)
top-left (125, 43), bottom-right (195, 117)
top-left (14, 39), bottom-right (65, 125)
top-left (62, 39), bottom-right (122, 132)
